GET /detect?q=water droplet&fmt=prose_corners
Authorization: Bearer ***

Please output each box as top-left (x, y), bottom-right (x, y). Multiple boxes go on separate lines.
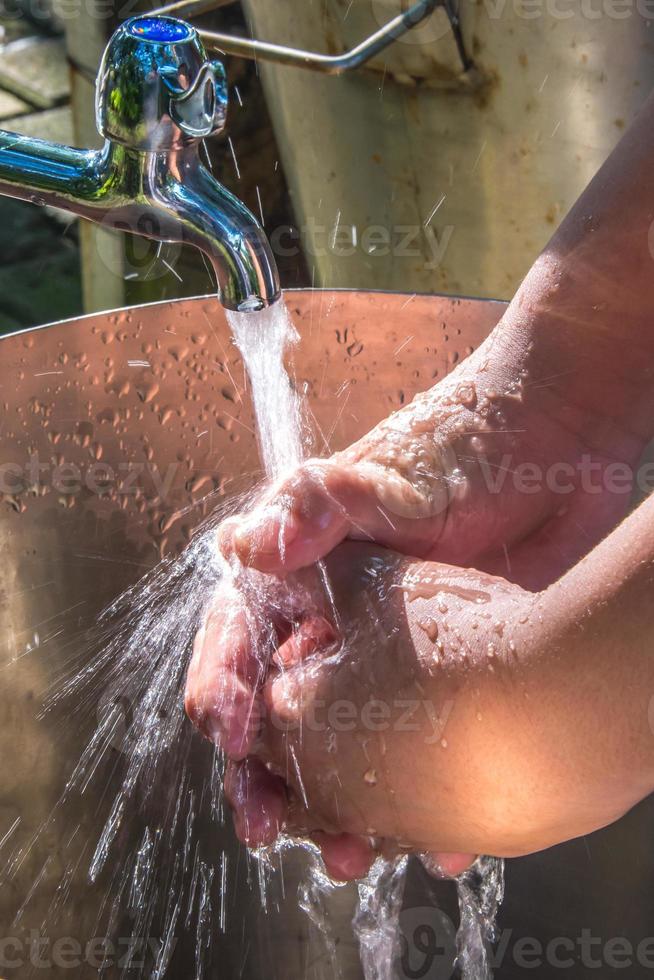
top-left (136, 382), bottom-right (159, 404)
top-left (169, 346), bottom-right (189, 362)
top-left (364, 768), bottom-right (378, 786)
top-left (455, 381), bottom-right (477, 408)
top-left (418, 617), bottom-right (439, 642)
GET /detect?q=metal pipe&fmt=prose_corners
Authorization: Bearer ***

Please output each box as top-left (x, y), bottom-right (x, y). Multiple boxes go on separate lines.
top-left (154, 0), bottom-right (238, 19)
top-left (0, 133), bottom-right (280, 311)
top-left (194, 0), bottom-right (452, 74)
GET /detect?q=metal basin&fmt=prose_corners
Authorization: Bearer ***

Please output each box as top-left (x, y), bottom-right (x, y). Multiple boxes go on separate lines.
top-left (1, 290), bottom-right (653, 979)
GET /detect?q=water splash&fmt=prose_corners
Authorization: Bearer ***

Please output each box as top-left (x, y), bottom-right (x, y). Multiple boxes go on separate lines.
top-left (298, 855), bottom-right (345, 978)
top-left (456, 856), bottom-right (505, 979)
top-left (225, 306), bottom-right (504, 980)
top-left (353, 856), bottom-right (409, 980)
top-left (15, 301), bottom-right (314, 978)
top-left (37, 507), bottom-right (237, 976)
top-left (226, 306), bottom-right (421, 978)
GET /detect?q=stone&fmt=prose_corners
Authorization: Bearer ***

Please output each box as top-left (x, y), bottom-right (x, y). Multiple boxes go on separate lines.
top-left (0, 36), bottom-right (69, 109)
top-left (0, 88), bottom-right (29, 119)
top-left (2, 104), bottom-right (73, 144)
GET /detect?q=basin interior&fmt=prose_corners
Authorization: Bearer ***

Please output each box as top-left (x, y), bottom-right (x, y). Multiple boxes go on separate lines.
top-left (1, 290), bottom-right (653, 979)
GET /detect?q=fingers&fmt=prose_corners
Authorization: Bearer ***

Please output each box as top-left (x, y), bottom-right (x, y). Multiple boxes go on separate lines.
top-left (186, 574), bottom-right (337, 761)
top-left (225, 758), bottom-right (287, 847)
top-left (311, 832), bottom-right (376, 882)
top-left (225, 758), bottom-right (375, 880)
top-left (422, 851), bottom-right (476, 878)
top-left (224, 758), bottom-right (471, 882)
top-left (220, 458), bottom-right (439, 575)
top-left (224, 761), bottom-right (470, 882)
top-left (273, 615), bottom-right (338, 670)
top-left (219, 462), bottom-right (349, 574)
top-left (185, 590), bottom-right (270, 760)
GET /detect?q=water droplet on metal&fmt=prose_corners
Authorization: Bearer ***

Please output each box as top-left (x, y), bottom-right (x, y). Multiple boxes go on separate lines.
top-left (364, 768), bottom-right (378, 786)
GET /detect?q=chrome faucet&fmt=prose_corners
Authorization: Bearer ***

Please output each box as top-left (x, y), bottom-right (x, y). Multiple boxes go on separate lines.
top-left (0, 16), bottom-right (281, 312)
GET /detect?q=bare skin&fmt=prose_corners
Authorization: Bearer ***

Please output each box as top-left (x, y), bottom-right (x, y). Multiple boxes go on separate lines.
top-left (187, 96), bottom-right (654, 877)
top-left (187, 492), bottom-right (654, 878)
top-left (221, 93), bottom-right (654, 590)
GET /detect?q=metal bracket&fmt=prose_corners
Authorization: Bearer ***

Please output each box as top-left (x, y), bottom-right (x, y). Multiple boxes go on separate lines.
top-left (152, 0), bottom-right (473, 75)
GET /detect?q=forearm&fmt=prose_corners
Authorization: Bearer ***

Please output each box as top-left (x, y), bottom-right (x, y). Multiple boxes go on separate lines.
top-left (522, 492), bottom-right (654, 832)
top-left (471, 93), bottom-right (654, 446)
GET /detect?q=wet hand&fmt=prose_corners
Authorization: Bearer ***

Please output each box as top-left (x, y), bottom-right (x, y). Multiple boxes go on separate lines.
top-left (218, 333), bottom-right (643, 591)
top-left (185, 542), bottom-right (570, 879)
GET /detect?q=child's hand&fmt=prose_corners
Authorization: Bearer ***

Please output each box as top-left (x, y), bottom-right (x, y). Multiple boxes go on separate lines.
top-left (218, 326), bottom-right (644, 592)
top-left (187, 541), bottom-right (631, 879)
top-left (219, 97), bottom-right (654, 594)
top-left (190, 483), bottom-right (654, 881)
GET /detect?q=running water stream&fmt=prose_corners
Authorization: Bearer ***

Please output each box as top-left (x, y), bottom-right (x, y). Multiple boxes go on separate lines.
top-left (22, 300), bottom-right (503, 978)
top-left (228, 302), bottom-right (505, 980)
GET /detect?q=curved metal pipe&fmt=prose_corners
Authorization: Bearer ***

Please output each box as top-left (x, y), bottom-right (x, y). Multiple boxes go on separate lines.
top-left (0, 133), bottom-right (281, 311)
top-left (158, 150), bottom-right (280, 309)
top-left (195, 0), bottom-right (465, 75)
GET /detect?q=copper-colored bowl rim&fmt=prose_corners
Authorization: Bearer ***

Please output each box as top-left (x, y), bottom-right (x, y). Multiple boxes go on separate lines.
top-left (0, 287), bottom-right (508, 341)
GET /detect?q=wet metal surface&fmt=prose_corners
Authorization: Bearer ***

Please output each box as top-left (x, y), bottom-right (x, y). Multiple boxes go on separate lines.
top-left (0, 290), bottom-right (500, 978)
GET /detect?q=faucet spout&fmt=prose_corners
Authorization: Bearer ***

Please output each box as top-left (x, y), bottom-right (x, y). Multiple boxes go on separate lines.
top-left (161, 151), bottom-right (281, 311)
top-left (0, 134), bottom-right (281, 311)
top-left (0, 15), bottom-right (282, 314)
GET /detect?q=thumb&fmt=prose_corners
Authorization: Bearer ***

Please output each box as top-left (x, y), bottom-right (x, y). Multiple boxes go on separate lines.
top-left (221, 458), bottom-right (446, 574)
